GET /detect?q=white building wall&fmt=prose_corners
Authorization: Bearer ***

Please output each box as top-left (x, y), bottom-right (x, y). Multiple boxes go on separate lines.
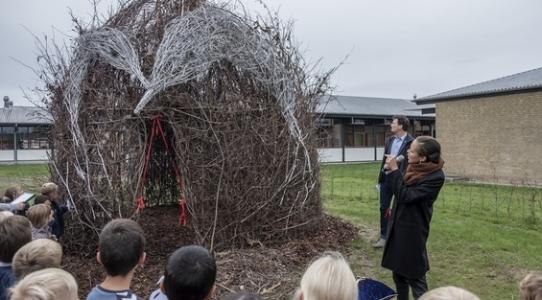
top-left (376, 147), bottom-right (385, 161)
top-left (345, 147), bottom-right (376, 161)
top-left (0, 150), bottom-right (14, 161)
top-left (6, 147), bottom-right (382, 164)
top-left (318, 147), bottom-right (385, 163)
top-left (317, 148), bottom-right (343, 163)
top-left (17, 150), bottom-right (50, 161)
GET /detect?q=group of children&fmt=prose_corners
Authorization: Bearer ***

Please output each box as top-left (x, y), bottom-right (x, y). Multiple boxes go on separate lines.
top-left (0, 213), bottom-right (259, 300)
top-left (0, 183), bottom-right (68, 241)
top-left (1, 184), bottom-right (542, 300)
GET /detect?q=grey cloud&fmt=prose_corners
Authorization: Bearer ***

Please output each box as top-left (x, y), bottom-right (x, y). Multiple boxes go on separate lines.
top-left (1, 0), bottom-right (541, 105)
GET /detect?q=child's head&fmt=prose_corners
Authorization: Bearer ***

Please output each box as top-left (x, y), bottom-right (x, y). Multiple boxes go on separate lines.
top-left (162, 245), bottom-right (217, 300)
top-left (34, 195), bottom-right (52, 206)
top-left (4, 185), bottom-right (24, 201)
top-left (520, 272), bottom-right (542, 300)
top-left (295, 251), bottom-right (358, 300)
top-left (26, 204), bottom-right (53, 229)
top-left (12, 239), bottom-right (63, 279)
top-left (41, 182), bottom-right (59, 200)
top-left (98, 219), bottom-right (146, 277)
top-left (9, 268), bottom-right (78, 300)
top-left (0, 215), bottom-right (32, 263)
top-left (419, 286), bottom-right (480, 300)
top-left (0, 210), bottom-right (14, 223)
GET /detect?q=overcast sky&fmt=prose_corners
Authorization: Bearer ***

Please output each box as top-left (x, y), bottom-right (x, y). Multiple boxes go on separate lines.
top-left (1, 0), bottom-right (542, 106)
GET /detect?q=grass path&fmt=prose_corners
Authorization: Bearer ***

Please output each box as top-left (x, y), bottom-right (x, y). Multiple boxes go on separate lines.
top-left (2, 163), bottom-right (541, 299)
top-left (0, 164), bottom-right (49, 192)
top-left (322, 163), bottom-right (542, 300)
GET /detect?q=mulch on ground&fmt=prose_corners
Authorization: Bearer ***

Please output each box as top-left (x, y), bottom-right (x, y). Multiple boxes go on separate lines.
top-left (63, 207), bottom-right (358, 299)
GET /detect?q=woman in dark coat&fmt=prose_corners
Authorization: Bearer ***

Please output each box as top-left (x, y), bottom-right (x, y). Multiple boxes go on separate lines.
top-left (381, 136), bottom-right (445, 300)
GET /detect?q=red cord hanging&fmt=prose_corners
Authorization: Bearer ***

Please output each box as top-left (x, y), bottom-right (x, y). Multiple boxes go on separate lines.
top-left (136, 116), bottom-right (188, 226)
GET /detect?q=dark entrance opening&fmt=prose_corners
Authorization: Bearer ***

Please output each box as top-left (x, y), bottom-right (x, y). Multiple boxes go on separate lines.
top-left (139, 116), bottom-right (182, 208)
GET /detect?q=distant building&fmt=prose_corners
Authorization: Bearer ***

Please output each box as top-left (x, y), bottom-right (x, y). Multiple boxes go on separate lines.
top-left (0, 105), bottom-right (51, 163)
top-left (0, 95), bottom-right (436, 164)
top-left (415, 67), bottom-right (542, 185)
top-left (317, 95), bottom-right (435, 162)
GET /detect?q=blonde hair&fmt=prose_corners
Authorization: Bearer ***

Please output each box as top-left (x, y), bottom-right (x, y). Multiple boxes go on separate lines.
top-left (9, 268), bottom-right (78, 300)
top-left (4, 185), bottom-right (23, 201)
top-left (26, 204), bottom-right (52, 229)
top-left (0, 211), bottom-right (14, 223)
top-left (296, 252), bottom-right (357, 300)
top-left (41, 182), bottom-right (59, 196)
top-left (12, 239), bottom-right (63, 279)
top-left (419, 286), bottom-right (480, 300)
top-left (520, 272), bottom-right (542, 300)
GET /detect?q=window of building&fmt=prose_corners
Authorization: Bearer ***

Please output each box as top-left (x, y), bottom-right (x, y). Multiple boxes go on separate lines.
top-left (0, 126), bottom-right (15, 150)
top-left (316, 118), bottom-right (335, 148)
top-left (31, 126), bottom-right (50, 149)
top-left (317, 127), bottom-right (334, 148)
top-left (411, 120), bottom-right (434, 137)
top-left (17, 126), bottom-right (50, 150)
top-left (346, 125), bottom-right (369, 147)
top-left (375, 125), bottom-right (388, 147)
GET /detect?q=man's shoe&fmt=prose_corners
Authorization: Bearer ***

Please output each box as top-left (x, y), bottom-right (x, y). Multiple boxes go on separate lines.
top-left (372, 238), bottom-right (386, 248)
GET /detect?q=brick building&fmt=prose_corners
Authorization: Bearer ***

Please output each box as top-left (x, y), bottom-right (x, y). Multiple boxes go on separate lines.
top-left (415, 67), bottom-right (542, 185)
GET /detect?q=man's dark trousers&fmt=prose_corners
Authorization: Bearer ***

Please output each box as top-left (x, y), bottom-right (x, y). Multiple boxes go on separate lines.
top-left (379, 174), bottom-right (393, 239)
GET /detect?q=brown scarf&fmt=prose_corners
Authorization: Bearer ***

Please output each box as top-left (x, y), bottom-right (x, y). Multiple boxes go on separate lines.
top-left (404, 159), bottom-right (445, 186)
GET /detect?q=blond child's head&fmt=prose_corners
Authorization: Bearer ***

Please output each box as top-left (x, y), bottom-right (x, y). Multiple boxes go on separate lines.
top-left (12, 239), bottom-right (63, 279)
top-left (26, 204), bottom-right (53, 229)
top-left (4, 185), bottom-right (24, 201)
top-left (41, 182), bottom-right (59, 200)
top-left (294, 251), bottom-right (358, 300)
top-left (520, 272), bottom-right (542, 300)
top-left (0, 210), bottom-right (14, 223)
top-left (9, 268), bottom-right (78, 300)
top-left (0, 215), bottom-right (32, 263)
top-left (419, 286), bottom-right (480, 300)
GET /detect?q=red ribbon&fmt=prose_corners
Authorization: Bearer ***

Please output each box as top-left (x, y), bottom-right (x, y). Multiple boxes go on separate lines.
top-left (136, 196), bottom-right (145, 212)
top-left (136, 116), bottom-right (188, 225)
top-left (179, 198), bottom-right (187, 226)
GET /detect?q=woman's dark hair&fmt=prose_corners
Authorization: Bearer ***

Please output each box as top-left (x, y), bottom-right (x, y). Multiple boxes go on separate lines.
top-left (415, 136), bottom-right (441, 164)
top-left (392, 115), bottom-right (410, 132)
top-left (4, 186), bottom-right (22, 201)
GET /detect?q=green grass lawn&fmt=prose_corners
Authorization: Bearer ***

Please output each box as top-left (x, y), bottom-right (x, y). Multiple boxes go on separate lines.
top-left (0, 164), bottom-right (49, 192)
top-left (2, 163), bottom-right (541, 299)
top-left (321, 163), bottom-right (542, 300)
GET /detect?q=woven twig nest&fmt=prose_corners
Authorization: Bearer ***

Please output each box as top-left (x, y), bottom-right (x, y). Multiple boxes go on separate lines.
top-left (38, 0), bottom-right (334, 251)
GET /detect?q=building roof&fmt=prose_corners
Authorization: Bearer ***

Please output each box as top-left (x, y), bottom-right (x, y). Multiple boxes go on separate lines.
top-left (1, 96), bottom-right (434, 125)
top-left (0, 106), bottom-right (52, 125)
top-left (416, 67), bottom-right (542, 104)
top-left (318, 95), bottom-right (434, 118)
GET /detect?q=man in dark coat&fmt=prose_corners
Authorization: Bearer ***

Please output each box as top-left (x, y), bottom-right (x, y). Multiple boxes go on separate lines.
top-left (374, 116), bottom-right (413, 248)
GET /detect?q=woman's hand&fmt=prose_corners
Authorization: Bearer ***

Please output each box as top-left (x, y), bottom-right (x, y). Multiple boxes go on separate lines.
top-left (385, 155), bottom-right (399, 171)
